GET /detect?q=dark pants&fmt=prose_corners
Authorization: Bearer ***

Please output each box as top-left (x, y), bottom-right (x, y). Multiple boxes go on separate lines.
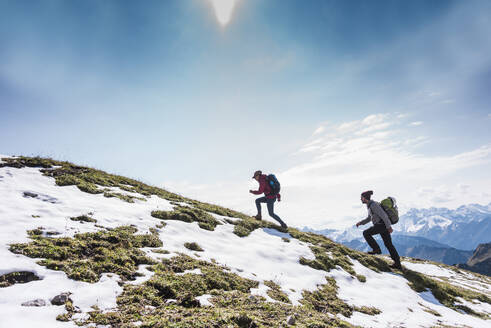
top-left (255, 197), bottom-right (286, 227)
top-left (363, 223), bottom-right (400, 265)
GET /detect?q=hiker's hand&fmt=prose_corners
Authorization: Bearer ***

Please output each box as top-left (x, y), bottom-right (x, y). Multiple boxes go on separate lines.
top-left (355, 222), bottom-right (360, 227)
top-left (249, 190), bottom-right (254, 194)
top-left (388, 227), bottom-right (393, 234)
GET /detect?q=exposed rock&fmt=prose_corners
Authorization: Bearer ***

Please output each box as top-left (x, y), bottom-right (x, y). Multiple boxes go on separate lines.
top-left (457, 242), bottom-right (491, 276)
top-left (45, 231), bottom-right (62, 236)
top-left (286, 315), bottom-right (296, 325)
top-left (51, 292), bottom-right (72, 306)
top-left (234, 313), bottom-right (257, 328)
top-left (21, 299), bottom-right (47, 307)
top-left (23, 191), bottom-right (38, 198)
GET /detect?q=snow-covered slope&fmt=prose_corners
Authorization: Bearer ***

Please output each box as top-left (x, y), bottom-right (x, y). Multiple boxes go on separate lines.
top-left (1, 156), bottom-right (490, 328)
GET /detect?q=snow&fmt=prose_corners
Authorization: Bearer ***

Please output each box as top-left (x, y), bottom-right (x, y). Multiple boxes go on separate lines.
top-left (402, 260), bottom-right (491, 295)
top-left (402, 261), bottom-right (455, 278)
top-left (455, 297), bottom-right (491, 316)
top-left (419, 291), bottom-right (442, 305)
top-left (0, 167), bottom-right (172, 327)
top-left (1, 165), bottom-right (490, 328)
top-left (195, 294), bottom-right (213, 307)
top-left (332, 260), bottom-right (490, 328)
top-left (176, 268), bottom-right (202, 276)
top-left (157, 220), bottom-right (326, 305)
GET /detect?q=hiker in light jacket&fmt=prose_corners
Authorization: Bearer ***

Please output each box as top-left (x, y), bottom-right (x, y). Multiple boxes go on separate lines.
top-left (356, 190), bottom-right (402, 270)
top-left (249, 170), bottom-right (288, 229)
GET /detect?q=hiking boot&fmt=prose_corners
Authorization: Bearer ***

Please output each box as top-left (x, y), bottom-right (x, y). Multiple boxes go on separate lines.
top-left (367, 250), bottom-right (381, 255)
top-left (390, 263), bottom-right (403, 271)
top-left (254, 214), bottom-right (262, 221)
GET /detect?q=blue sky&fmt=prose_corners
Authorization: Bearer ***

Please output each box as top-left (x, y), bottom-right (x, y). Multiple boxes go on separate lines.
top-left (1, 0), bottom-right (490, 228)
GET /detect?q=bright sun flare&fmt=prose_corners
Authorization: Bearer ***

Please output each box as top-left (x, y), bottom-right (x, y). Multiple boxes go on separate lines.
top-left (209, 0), bottom-right (238, 26)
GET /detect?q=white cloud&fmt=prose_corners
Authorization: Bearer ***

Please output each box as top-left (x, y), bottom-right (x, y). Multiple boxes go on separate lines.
top-left (313, 126), bottom-right (325, 135)
top-left (409, 121), bottom-right (423, 126)
top-left (418, 186), bottom-right (454, 203)
top-left (276, 114), bottom-right (491, 228)
top-left (166, 113), bottom-right (491, 230)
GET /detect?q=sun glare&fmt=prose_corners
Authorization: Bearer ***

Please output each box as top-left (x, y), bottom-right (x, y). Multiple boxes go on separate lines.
top-left (209, 0), bottom-right (238, 26)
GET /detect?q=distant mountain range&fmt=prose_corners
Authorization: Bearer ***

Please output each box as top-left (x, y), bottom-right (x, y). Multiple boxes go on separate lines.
top-left (396, 203), bottom-right (491, 250)
top-left (303, 202), bottom-right (491, 267)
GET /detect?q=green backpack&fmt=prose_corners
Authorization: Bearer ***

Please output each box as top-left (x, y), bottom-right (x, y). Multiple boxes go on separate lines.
top-left (380, 197), bottom-right (399, 224)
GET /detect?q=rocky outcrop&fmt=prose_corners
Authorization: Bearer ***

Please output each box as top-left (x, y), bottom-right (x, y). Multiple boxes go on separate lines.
top-left (21, 299), bottom-right (47, 307)
top-left (51, 292), bottom-right (72, 306)
top-left (457, 243), bottom-right (491, 276)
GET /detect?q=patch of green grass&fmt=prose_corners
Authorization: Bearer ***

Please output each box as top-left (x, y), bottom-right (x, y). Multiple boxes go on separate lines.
top-left (152, 249), bottom-right (170, 255)
top-left (103, 191), bottom-right (146, 203)
top-left (231, 217), bottom-right (279, 237)
top-left (299, 245), bottom-right (356, 276)
top-left (0, 271), bottom-right (41, 288)
top-left (419, 302), bottom-right (441, 317)
top-left (0, 156), bottom-right (53, 168)
top-left (56, 300), bottom-right (79, 322)
top-left (264, 280), bottom-right (291, 303)
top-left (10, 226), bottom-right (162, 283)
top-left (184, 242), bottom-right (204, 252)
top-left (300, 277), bottom-right (354, 318)
top-left (290, 227), bottom-right (391, 277)
top-left (151, 205), bottom-right (221, 231)
top-left (76, 181), bottom-right (103, 194)
top-left (70, 215), bottom-right (97, 223)
top-left (77, 254), bottom-right (356, 328)
top-left (356, 274), bottom-right (366, 283)
top-left (28, 227), bottom-right (44, 236)
top-left (354, 305), bottom-right (381, 315)
top-left (142, 254), bottom-right (259, 306)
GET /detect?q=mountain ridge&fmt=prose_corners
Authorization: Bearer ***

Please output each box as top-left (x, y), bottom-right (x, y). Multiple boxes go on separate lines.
top-left (458, 243), bottom-right (491, 276)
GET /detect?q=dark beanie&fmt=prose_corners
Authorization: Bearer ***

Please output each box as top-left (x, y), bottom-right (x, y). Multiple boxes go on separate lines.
top-left (361, 190), bottom-right (373, 200)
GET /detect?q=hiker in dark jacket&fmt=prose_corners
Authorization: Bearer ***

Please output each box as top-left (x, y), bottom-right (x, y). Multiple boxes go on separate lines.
top-left (356, 190), bottom-right (402, 270)
top-left (249, 170), bottom-right (287, 229)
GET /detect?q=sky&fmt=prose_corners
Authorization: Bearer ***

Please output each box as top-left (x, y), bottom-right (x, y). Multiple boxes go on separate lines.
top-left (1, 0), bottom-right (491, 229)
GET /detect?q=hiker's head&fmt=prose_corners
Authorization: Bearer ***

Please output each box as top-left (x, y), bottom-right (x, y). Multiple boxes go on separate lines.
top-left (252, 170), bottom-right (262, 181)
top-left (361, 190), bottom-right (373, 203)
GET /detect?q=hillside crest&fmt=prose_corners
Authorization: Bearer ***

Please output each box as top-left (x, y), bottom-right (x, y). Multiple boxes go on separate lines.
top-left (1, 156), bottom-right (490, 328)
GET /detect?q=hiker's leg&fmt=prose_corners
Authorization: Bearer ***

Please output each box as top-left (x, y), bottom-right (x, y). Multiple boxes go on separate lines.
top-left (255, 197), bottom-right (267, 216)
top-left (363, 225), bottom-right (381, 253)
top-left (380, 229), bottom-right (401, 265)
top-left (266, 198), bottom-right (287, 227)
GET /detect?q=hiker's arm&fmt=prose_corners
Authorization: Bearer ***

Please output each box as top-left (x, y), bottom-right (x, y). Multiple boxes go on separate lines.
top-left (357, 217), bottom-right (371, 226)
top-left (372, 203), bottom-right (391, 230)
top-left (250, 182), bottom-right (265, 195)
